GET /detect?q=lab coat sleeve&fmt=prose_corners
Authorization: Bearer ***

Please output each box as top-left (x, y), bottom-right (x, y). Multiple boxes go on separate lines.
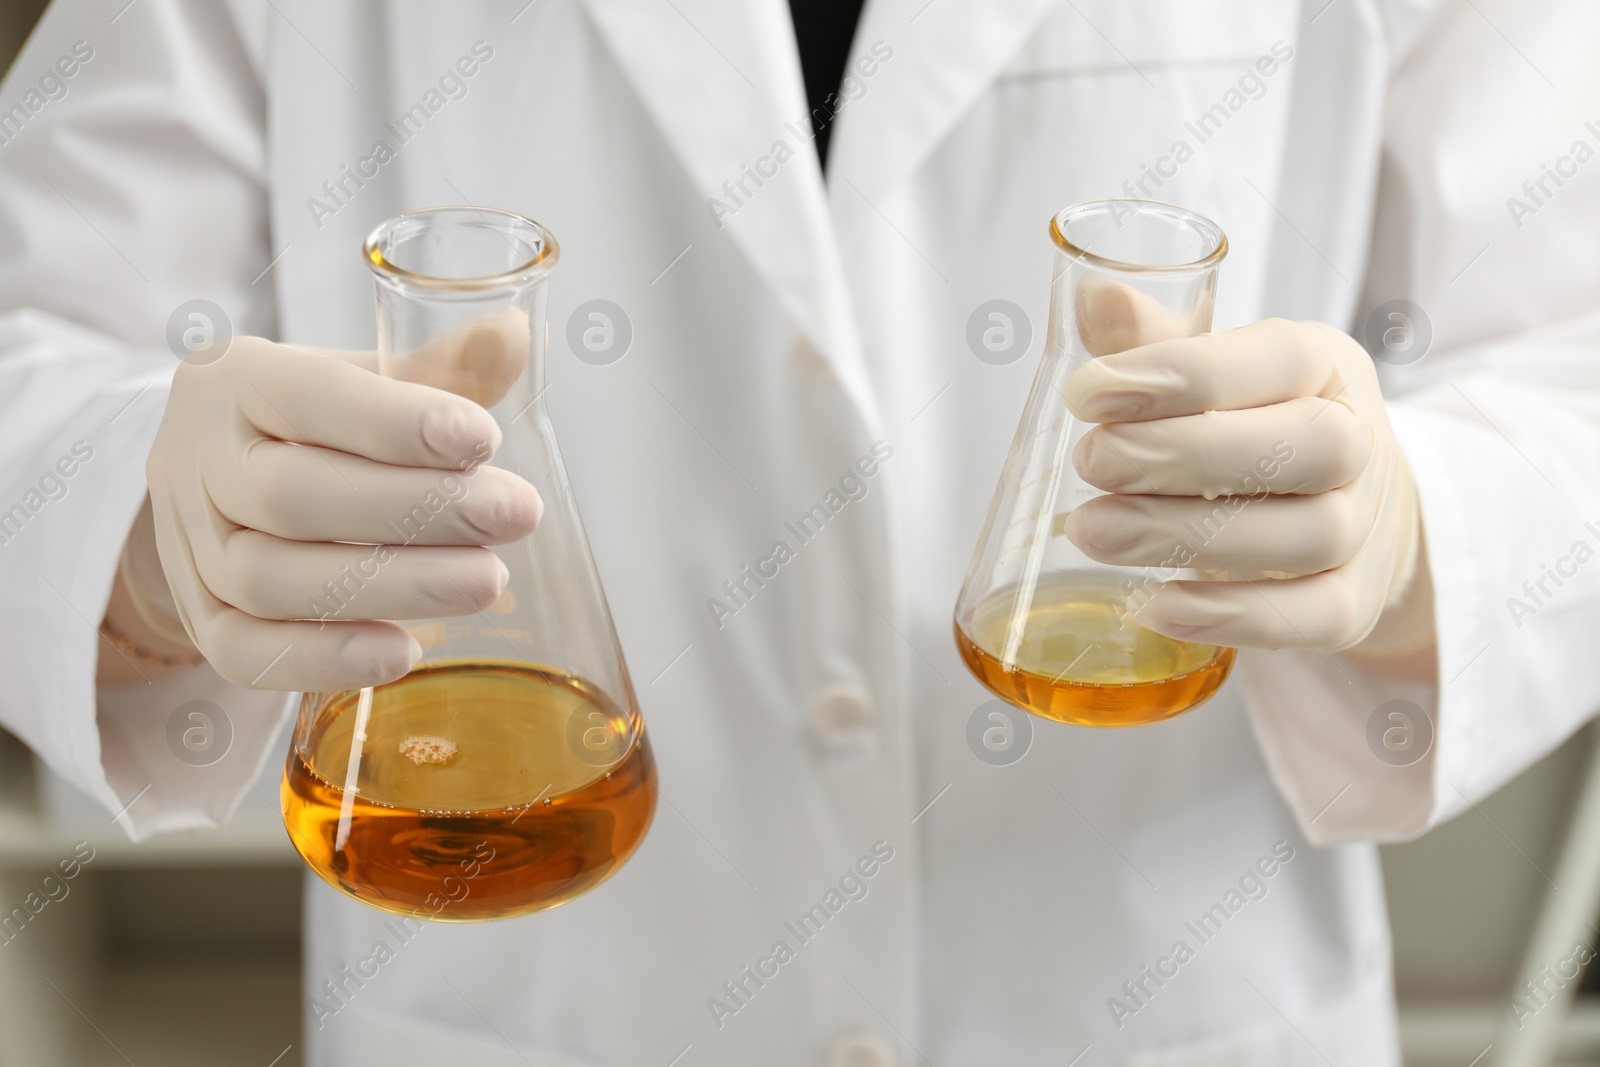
top-left (0, 0), bottom-right (293, 841)
top-left (1236, 0), bottom-right (1600, 844)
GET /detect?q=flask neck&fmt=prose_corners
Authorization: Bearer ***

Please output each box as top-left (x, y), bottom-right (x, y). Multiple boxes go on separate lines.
top-left (363, 205), bottom-right (557, 415)
top-left (373, 282), bottom-right (550, 418)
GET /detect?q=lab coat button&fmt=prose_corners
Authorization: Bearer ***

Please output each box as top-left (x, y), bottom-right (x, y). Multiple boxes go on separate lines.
top-left (826, 1029), bottom-right (898, 1067)
top-left (808, 680), bottom-right (877, 747)
top-left (791, 336), bottom-right (833, 381)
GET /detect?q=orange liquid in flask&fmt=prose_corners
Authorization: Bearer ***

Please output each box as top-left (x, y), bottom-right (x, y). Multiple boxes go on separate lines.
top-left (956, 575), bottom-right (1233, 727)
top-left (282, 661), bottom-right (656, 921)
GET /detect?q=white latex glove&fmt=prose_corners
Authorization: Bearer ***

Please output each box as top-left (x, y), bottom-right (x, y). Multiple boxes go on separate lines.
top-left (127, 315), bottom-right (542, 691)
top-left (1061, 299), bottom-right (1433, 658)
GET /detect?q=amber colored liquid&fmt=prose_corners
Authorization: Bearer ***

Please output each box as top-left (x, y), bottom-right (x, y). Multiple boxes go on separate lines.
top-left (281, 662), bottom-right (656, 922)
top-left (955, 575), bottom-right (1234, 727)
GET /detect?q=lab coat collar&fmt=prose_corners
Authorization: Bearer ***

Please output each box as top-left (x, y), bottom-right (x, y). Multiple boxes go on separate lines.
top-left (579, 0), bottom-right (1057, 380)
top-left (826, 0), bottom-right (1061, 248)
top-left (579, 0), bottom-right (863, 372)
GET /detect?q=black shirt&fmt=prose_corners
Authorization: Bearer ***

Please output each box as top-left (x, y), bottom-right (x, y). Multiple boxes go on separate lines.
top-left (786, 0), bottom-right (867, 169)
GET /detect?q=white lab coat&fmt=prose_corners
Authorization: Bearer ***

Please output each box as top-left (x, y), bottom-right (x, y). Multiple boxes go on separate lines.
top-left (2, 0), bottom-right (1599, 1063)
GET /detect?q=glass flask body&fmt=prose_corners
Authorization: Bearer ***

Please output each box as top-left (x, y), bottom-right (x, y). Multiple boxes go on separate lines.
top-left (955, 200), bottom-right (1232, 728)
top-left (281, 207), bottom-right (655, 921)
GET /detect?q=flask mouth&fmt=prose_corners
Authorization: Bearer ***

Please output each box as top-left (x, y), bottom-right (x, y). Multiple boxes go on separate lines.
top-left (1050, 199), bottom-right (1227, 274)
top-left (364, 205), bottom-right (559, 291)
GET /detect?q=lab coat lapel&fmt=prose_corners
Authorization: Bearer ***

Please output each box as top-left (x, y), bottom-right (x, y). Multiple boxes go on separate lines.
top-left (828, 0), bottom-right (1061, 244)
top-left (579, 0), bottom-right (875, 404)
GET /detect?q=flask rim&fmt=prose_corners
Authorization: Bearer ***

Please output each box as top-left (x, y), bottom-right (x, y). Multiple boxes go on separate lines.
top-left (364, 205), bottom-right (560, 291)
top-left (1049, 199), bottom-right (1228, 274)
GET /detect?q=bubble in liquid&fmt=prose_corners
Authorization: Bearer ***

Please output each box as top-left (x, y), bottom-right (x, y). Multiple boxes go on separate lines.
top-left (399, 735), bottom-right (460, 766)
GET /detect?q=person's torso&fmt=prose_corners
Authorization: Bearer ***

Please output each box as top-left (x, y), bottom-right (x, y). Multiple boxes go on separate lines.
top-left (252, 2), bottom-right (1405, 1062)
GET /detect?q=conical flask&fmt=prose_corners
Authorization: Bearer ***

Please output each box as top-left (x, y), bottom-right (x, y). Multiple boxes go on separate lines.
top-left (281, 207), bottom-right (656, 921)
top-left (955, 200), bottom-right (1231, 728)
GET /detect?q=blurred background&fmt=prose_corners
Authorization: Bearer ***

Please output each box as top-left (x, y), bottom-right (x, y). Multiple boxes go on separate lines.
top-left (3, 3), bottom-right (1599, 1065)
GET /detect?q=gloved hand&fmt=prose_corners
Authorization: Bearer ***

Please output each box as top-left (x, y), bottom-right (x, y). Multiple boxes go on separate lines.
top-left (121, 311), bottom-right (542, 691)
top-left (1060, 293), bottom-right (1433, 658)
